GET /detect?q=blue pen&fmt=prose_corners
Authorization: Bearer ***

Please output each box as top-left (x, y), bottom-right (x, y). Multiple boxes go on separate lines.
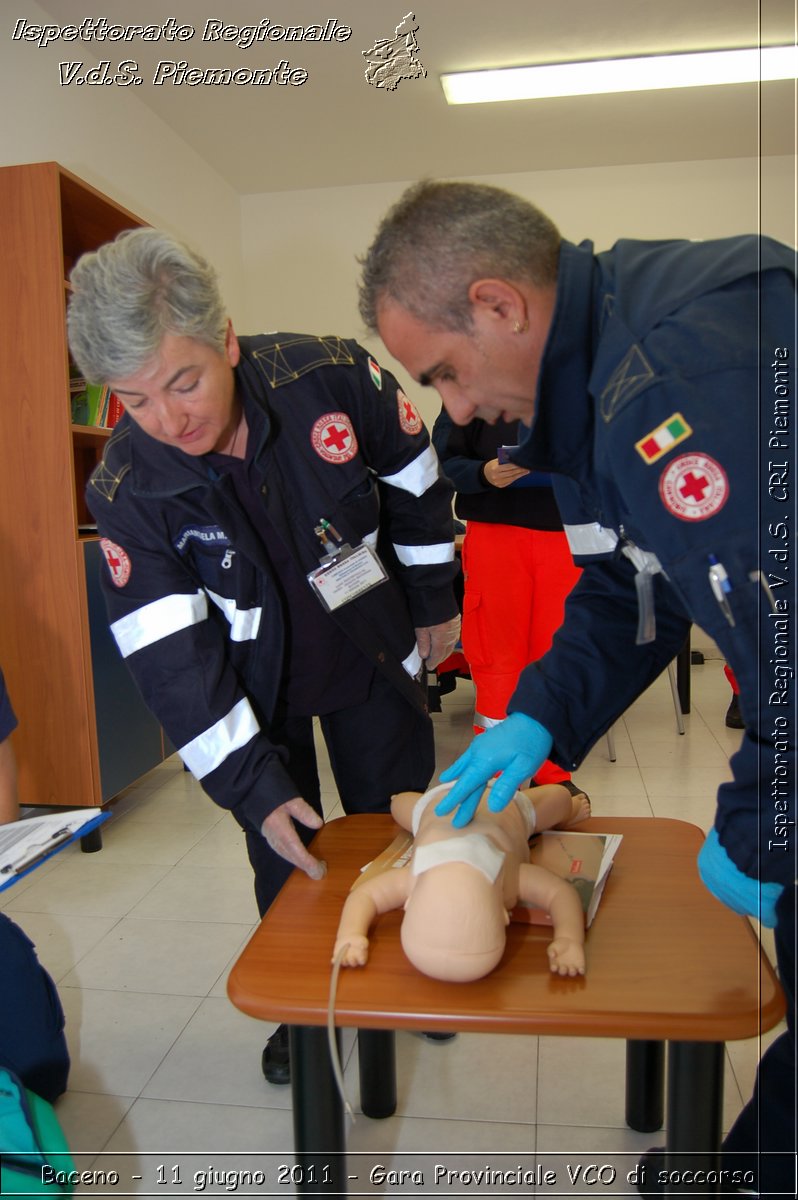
top-left (708, 555), bottom-right (735, 627)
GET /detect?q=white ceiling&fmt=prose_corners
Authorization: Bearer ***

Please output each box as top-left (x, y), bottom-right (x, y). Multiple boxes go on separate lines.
top-left (36, 0), bottom-right (796, 194)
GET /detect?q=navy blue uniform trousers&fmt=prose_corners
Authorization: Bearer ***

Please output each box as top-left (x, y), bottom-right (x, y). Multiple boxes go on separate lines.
top-left (722, 884), bottom-right (796, 1197)
top-left (240, 669), bottom-right (435, 916)
top-left (0, 912), bottom-right (70, 1102)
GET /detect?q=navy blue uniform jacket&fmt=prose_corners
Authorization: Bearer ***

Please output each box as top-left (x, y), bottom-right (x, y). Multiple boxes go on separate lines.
top-left (86, 333), bottom-right (457, 836)
top-left (508, 235), bottom-right (796, 888)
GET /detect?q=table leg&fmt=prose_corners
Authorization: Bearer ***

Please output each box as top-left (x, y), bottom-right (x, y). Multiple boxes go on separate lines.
top-left (625, 1040), bottom-right (665, 1132)
top-left (664, 1041), bottom-right (724, 1196)
top-left (357, 1029), bottom-right (397, 1119)
top-left (289, 1025), bottom-right (348, 1195)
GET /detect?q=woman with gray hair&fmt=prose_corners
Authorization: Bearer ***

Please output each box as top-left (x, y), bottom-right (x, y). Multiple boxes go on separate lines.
top-left (68, 227), bottom-right (460, 1085)
top-left (69, 228), bottom-right (229, 383)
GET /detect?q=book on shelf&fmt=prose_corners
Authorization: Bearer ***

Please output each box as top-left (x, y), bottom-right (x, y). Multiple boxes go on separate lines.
top-left (70, 380), bottom-right (124, 429)
top-left (69, 373), bottom-right (88, 424)
top-left (105, 391), bottom-right (124, 428)
top-left (511, 829), bottom-right (623, 928)
top-left (70, 379), bottom-right (103, 426)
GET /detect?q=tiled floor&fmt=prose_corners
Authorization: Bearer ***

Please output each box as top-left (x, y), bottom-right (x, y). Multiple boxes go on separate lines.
top-left (3, 656), bottom-right (782, 1196)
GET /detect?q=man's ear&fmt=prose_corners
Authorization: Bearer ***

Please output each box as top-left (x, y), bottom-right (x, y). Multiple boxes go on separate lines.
top-left (467, 278), bottom-right (527, 329)
top-left (225, 319), bottom-right (241, 366)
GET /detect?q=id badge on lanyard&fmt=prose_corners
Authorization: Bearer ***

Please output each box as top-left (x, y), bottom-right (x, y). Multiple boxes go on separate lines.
top-left (307, 519), bottom-right (388, 613)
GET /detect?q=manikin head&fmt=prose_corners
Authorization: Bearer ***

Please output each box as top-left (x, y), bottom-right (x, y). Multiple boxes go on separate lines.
top-left (400, 859), bottom-right (510, 982)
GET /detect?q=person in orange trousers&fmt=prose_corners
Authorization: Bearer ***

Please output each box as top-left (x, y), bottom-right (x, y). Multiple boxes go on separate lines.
top-left (433, 409), bottom-right (583, 790)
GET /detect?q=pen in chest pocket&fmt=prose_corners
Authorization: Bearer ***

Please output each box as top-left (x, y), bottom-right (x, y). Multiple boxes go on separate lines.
top-left (707, 555), bottom-right (735, 627)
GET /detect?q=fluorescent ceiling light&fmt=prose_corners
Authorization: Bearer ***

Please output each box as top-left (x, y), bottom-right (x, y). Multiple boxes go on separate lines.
top-left (441, 45), bottom-right (798, 104)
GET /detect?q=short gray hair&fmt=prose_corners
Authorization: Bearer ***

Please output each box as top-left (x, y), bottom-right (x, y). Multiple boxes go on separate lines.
top-left (358, 180), bottom-right (561, 333)
top-left (67, 228), bottom-right (228, 383)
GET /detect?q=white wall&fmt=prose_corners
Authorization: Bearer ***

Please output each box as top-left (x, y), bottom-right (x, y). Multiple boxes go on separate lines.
top-left (0, 1), bottom-right (244, 313)
top-left (240, 155), bottom-right (795, 431)
top-left (3, 4), bottom-right (793, 429)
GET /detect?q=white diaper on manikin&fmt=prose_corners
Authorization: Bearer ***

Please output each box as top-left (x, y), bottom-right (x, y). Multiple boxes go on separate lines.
top-left (411, 832), bottom-right (506, 883)
top-left (411, 781), bottom-right (536, 837)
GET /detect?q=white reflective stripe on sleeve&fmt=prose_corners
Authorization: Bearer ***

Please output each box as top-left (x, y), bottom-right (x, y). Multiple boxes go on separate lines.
top-left (563, 522), bottom-right (619, 558)
top-left (206, 589), bottom-right (262, 642)
top-left (178, 697), bottom-right (260, 780)
top-left (379, 445), bottom-right (439, 497)
top-left (403, 645), bottom-right (423, 678)
top-left (110, 590), bottom-right (208, 658)
top-left (393, 541), bottom-right (455, 566)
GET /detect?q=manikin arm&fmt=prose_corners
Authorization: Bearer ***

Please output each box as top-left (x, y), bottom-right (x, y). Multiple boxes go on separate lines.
top-left (518, 863), bottom-right (586, 977)
top-left (333, 866), bottom-right (411, 967)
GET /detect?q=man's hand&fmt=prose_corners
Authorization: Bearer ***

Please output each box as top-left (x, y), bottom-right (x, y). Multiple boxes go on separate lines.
top-left (436, 713), bottom-right (553, 828)
top-left (698, 828), bottom-right (783, 928)
top-left (483, 457), bottom-right (530, 488)
top-left (415, 615), bottom-right (461, 670)
top-left (261, 797), bottom-right (327, 880)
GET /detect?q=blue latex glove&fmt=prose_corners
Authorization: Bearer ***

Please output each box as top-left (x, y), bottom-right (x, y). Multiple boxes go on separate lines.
top-left (436, 713), bottom-right (553, 828)
top-left (697, 828), bottom-right (784, 928)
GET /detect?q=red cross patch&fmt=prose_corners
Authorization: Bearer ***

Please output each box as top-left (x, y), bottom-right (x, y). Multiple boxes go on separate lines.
top-left (99, 538), bottom-right (132, 587)
top-left (658, 453), bottom-right (729, 521)
top-left (397, 389), bottom-right (422, 435)
top-left (310, 412), bottom-right (359, 464)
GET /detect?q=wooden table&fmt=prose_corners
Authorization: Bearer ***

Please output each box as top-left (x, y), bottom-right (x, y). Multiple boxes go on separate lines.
top-left (228, 816), bottom-right (784, 1195)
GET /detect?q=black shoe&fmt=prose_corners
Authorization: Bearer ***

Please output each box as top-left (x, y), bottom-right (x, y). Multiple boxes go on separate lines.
top-left (262, 1024), bottom-right (290, 1085)
top-left (420, 1031), bottom-right (456, 1042)
top-left (725, 693), bottom-right (744, 729)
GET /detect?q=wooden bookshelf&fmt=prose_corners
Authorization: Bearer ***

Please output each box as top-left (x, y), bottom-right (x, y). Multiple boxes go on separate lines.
top-left (0, 162), bottom-right (169, 808)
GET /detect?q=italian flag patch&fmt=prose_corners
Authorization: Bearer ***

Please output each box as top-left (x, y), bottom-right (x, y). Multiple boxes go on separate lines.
top-left (635, 413), bottom-right (692, 464)
top-left (368, 358), bottom-right (382, 390)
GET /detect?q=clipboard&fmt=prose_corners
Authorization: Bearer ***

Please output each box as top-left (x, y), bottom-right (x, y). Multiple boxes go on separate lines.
top-left (0, 811), bottom-right (111, 891)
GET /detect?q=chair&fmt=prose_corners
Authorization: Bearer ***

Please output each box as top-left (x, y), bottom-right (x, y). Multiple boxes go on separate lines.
top-left (606, 658), bottom-right (685, 761)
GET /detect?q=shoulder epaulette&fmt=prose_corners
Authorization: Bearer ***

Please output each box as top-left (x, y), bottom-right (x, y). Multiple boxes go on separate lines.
top-left (249, 334), bottom-right (355, 389)
top-left (88, 424), bottom-right (132, 503)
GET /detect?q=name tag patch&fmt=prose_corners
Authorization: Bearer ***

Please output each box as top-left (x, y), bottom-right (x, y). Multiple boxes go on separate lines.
top-left (174, 525), bottom-right (231, 553)
top-left (307, 542), bottom-right (387, 611)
